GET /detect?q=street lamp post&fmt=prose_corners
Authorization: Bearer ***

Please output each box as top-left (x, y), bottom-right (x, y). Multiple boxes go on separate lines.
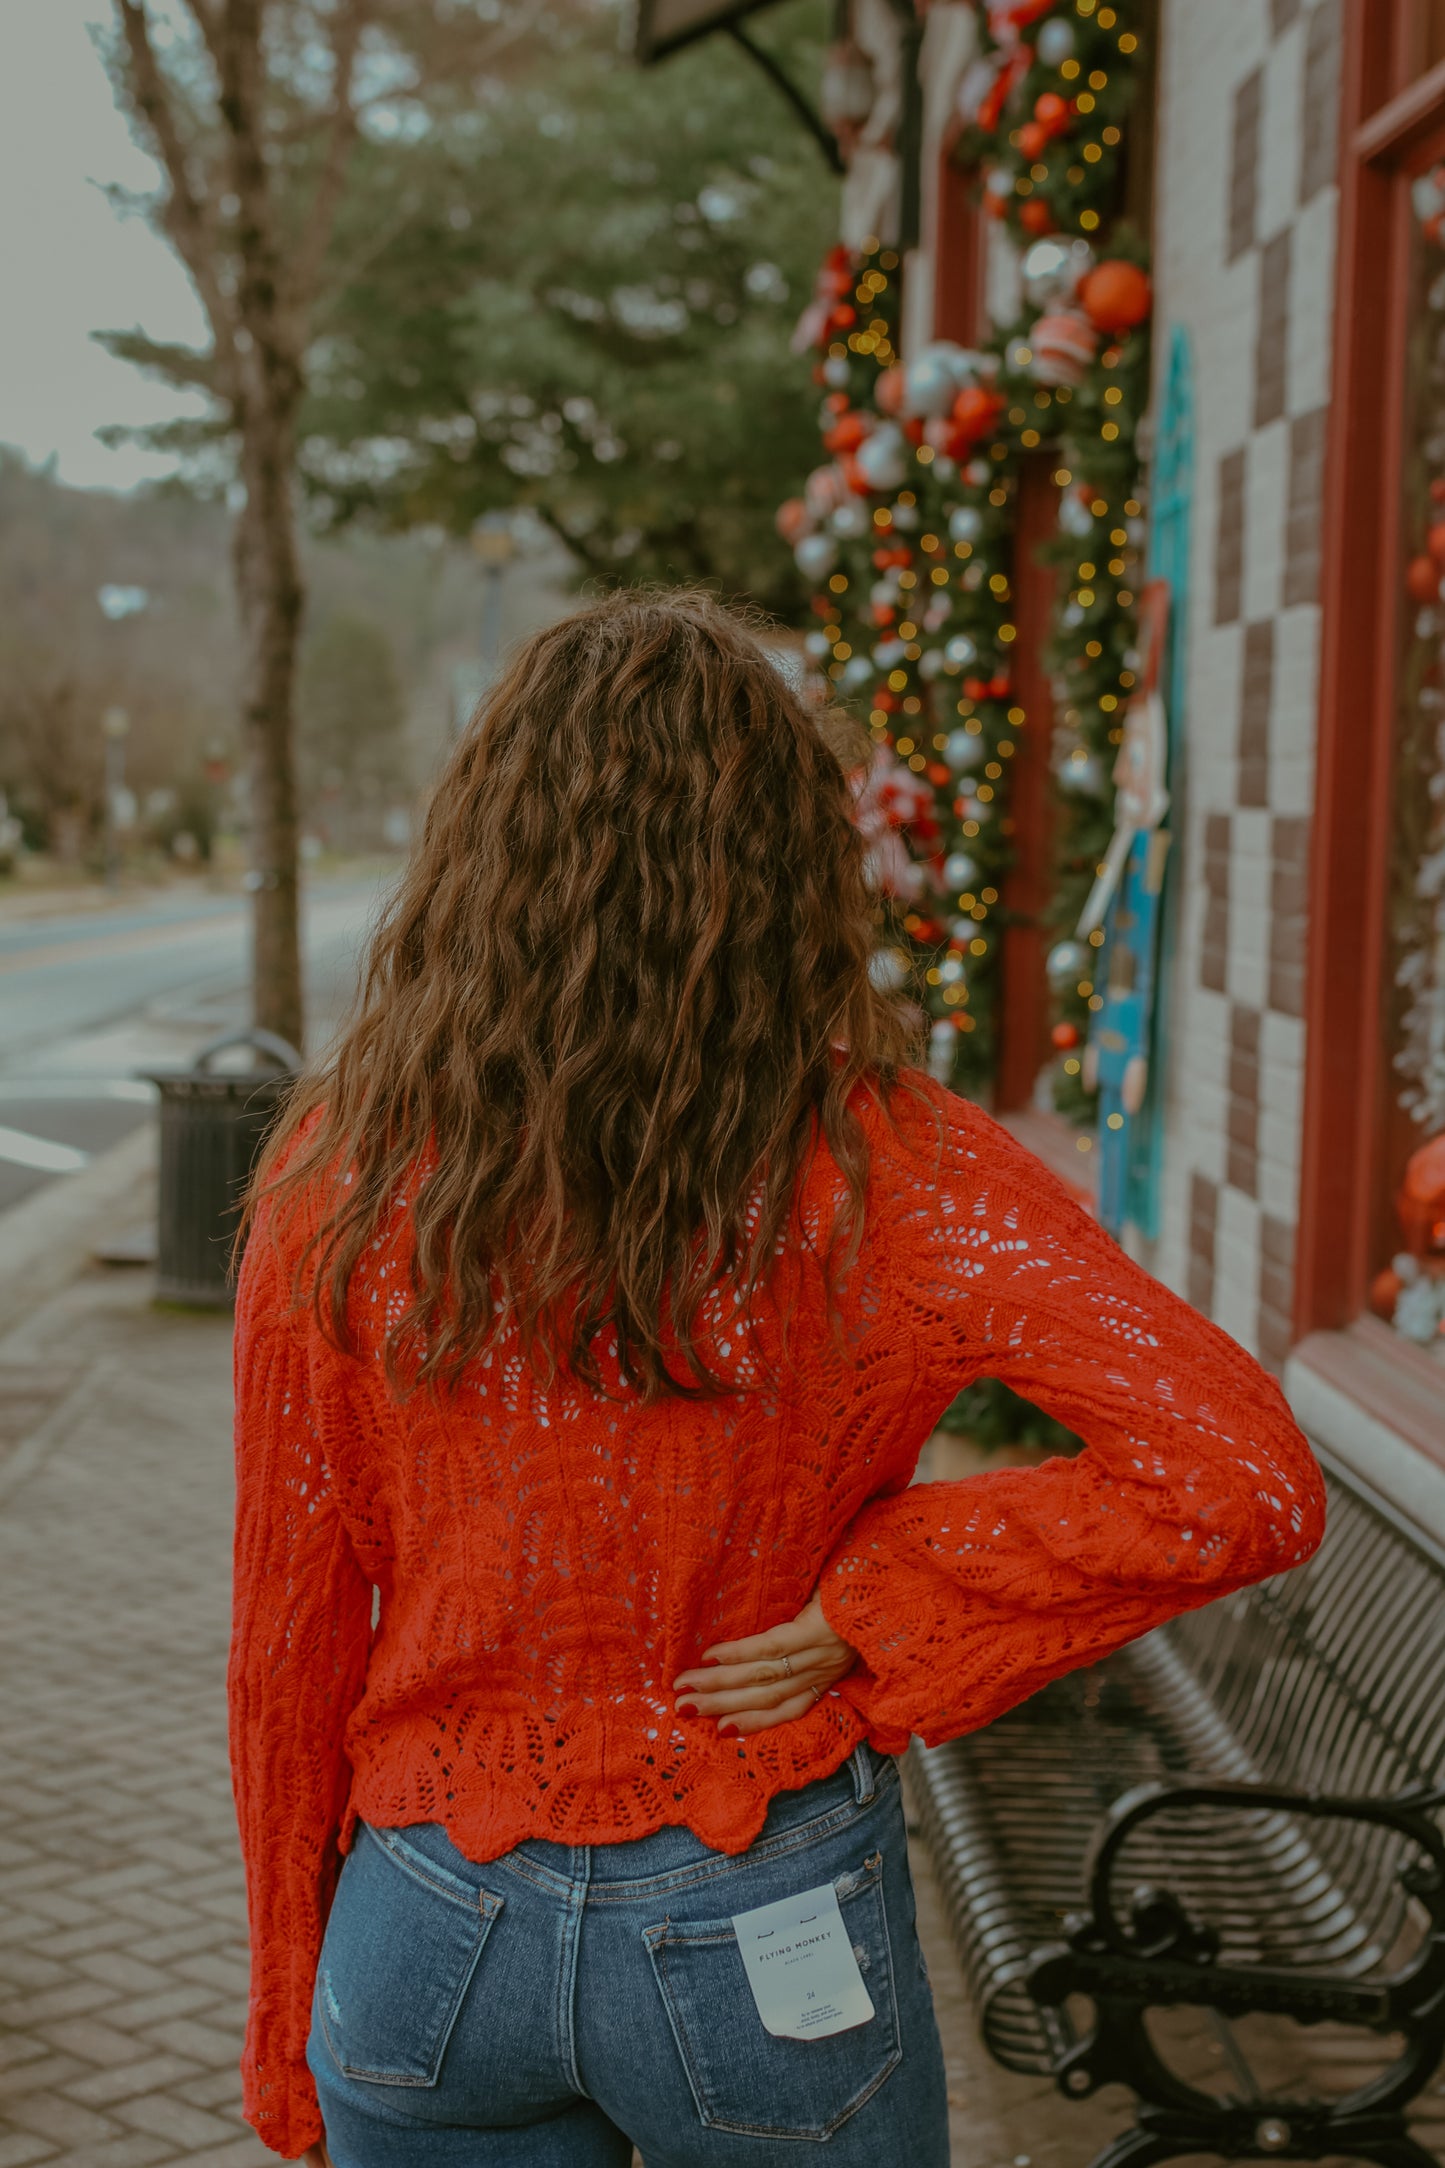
top-left (96, 584), bottom-right (149, 890)
top-left (101, 707), bottom-right (131, 890)
top-left (452, 515), bottom-right (518, 739)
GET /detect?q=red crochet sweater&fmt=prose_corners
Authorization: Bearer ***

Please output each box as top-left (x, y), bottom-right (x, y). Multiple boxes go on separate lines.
top-left (230, 1076), bottom-right (1324, 2156)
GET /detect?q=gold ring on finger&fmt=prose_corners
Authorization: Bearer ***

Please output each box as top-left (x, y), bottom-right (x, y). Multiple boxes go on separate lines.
top-left (809, 1684), bottom-right (821, 1703)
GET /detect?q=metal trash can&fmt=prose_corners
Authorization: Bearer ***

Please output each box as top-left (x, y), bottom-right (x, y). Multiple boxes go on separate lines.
top-left (142, 1029), bottom-right (301, 1308)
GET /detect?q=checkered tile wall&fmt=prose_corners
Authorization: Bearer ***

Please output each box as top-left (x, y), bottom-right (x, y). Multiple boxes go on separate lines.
top-left (1151, 0), bottom-right (1341, 1369)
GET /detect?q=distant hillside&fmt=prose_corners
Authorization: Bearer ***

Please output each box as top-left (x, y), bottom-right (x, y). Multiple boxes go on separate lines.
top-left (0, 451), bottom-right (569, 860)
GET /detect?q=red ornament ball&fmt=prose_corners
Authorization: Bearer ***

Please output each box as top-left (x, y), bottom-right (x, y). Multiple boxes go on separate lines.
top-left (1427, 521), bottom-right (1445, 567)
top-left (876, 365), bottom-right (907, 417)
top-left (1368, 1266), bottom-right (1403, 1321)
top-left (1017, 121), bottom-right (1050, 161)
top-left (775, 497), bottom-right (811, 547)
top-left (825, 409), bottom-right (872, 455)
top-left (951, 383), bottom-right (1006, 444)
top-left (1051, 1020), bottom-right (1080, 1051)
top-left (1018, 199), bottom-right (1057, 236)
top-left (1407, 553), bottom-right (1441, 603)
top-left (1033, 91), bottom-right (1070, 135)
top-left (1079, 260), bottom-right (1152, 334)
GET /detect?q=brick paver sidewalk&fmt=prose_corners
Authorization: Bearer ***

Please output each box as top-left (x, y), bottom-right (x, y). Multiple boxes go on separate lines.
top-left (0, 1266), bottom-right (259, 2168)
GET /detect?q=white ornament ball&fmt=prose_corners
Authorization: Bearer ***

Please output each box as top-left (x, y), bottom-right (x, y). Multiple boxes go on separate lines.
top-left (918, 647), bottom-right (945, 680)
top-left (1021, 238), bottom-right (1075, 309)
top-left (938, 954), bottom-right (965, 985)
top-left (1058, 748), bottom-right (1106, 795)
top-left (872, 638), bottom-right (907, 669)
top-left (832, 499), bottom-right (871, 539)
top-left (1394, 1277), bottom-right (1444, 1344)
top-left (932, 454), bottom-right (958, 482)
top-left (1046, 939), bottom-right (1087, 990)
top-left (945, 728), bottom-right (985, 772)
top-left (964, 459), bottom-right (991, 487)
top-left (902, 345), bottom-right (967, 420)
top-left (842, 655), bottom-right (874, 690)
top-left (868, 946), bottom-right (910, 992)
top-left (985, 166), bottom-right (1014, 201)
top-left (891, 499), bottom-right (920, 531)
top-left (1036, 16), bottom-right (1075, 65)
top-left (821, 355), bottom-right (852, 389)
top-left (945, 633), bottom-right (978, 669)
top-left (870, 576), bottom-right (899, 609)
top-left (1059, 492), bottom-right (1095, 539)
top-left (949, 505), bottom-right (984, 544)
top-left (905, 355), bottom-right (961, 418)
top-left (804, 629), bottom-right (831, 660)
top-left (944, 850), bottom-right (980, 890)
top-left (794, 533), bottom-right (838, 582)
top-left (854, 423), bottom-right (908, 494)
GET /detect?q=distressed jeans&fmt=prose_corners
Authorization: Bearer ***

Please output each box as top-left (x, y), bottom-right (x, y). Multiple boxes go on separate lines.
top-left (307, 1744), bottom-right (949, 2166)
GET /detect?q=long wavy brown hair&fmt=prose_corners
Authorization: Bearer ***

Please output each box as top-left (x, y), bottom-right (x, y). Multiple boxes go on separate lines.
top-left (256, 589), bottom-right (921, 1395)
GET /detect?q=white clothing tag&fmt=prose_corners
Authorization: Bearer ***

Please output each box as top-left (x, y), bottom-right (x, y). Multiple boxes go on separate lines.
top-left (730, 1880), bottom-right (876, 2040)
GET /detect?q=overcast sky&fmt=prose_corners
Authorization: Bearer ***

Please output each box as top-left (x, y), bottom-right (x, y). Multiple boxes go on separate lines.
top-left (0, 1), bottom-right (209, 491)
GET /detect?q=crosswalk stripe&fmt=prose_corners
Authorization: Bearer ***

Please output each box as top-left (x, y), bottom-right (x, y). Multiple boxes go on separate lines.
top-left (0, 1125), bottom-right (91, 1173)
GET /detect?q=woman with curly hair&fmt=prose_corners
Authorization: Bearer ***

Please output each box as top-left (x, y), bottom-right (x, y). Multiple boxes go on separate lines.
top-left (230, 590), bottom-right (1323, 2166)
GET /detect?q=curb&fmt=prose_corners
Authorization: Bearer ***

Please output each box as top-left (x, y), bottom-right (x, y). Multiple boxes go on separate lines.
top-left (0, 1120), bottom-right (158, 1341)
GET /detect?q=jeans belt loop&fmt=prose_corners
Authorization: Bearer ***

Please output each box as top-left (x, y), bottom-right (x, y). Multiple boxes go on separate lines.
top-left (850, 1741), bottom-right (876, 1806)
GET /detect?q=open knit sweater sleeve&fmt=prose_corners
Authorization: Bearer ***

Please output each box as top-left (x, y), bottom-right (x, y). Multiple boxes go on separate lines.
top-left (230, 1210), bottom-right (373, 2160)
top-left (818, 1093), bottom-right (1326, 1747)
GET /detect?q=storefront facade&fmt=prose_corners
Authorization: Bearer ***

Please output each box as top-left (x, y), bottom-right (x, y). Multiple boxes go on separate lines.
top-left (637, 0), bottom-right (1445, 1516)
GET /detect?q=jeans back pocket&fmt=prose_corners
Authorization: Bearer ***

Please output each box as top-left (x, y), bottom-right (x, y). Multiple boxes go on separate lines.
top-left (643, 1848), bottom-right (900, 2140)
top-left (314, 1824), bottom-right (502, 2087)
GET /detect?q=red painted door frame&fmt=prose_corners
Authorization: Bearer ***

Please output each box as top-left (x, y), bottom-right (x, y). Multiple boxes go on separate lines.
top-left (1296, 8), bottom-right (1445, 1332)
top-left (932, 141), bottom-right (988, 347)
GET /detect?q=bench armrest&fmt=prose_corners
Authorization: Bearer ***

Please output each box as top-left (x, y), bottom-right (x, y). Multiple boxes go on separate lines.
top-left (1078, 1776), bottom-right (1445, 1959)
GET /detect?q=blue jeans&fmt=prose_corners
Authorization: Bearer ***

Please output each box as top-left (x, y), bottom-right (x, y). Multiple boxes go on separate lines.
top-left (308, 1745), bottom-right (948, 2165)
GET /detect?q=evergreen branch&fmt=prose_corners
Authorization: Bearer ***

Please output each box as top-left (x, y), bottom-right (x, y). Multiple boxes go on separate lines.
top-left (93, 326), bottom-right (229, 394)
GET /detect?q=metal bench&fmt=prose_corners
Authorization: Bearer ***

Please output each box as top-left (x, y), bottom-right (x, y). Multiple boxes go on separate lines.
top-left (909, 1445), bottom-right (1445, 2168)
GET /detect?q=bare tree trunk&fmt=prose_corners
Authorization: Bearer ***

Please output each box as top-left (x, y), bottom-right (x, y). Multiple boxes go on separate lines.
top-left (114, 0), bottom-right (368, 1059)
top-left (234, 408), bottom-right (305, 1051)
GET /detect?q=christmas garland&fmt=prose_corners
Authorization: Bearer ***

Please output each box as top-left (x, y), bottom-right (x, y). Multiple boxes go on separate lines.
top-left (779, 0), bottom-right (1152, 1126)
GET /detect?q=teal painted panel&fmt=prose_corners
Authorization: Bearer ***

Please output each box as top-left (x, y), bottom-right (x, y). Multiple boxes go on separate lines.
top-left (1124, 324), bottom-right (1194, 1238)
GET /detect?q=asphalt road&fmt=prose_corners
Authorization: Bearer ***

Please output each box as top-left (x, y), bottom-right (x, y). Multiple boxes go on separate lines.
top-left (0, 876), bottom-right (390, 1218)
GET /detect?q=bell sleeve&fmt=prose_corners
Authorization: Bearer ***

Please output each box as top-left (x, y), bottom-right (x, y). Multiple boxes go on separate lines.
top-left (229, 1208), bottom-right (373, 2159)
top-left (819, 1094), bottom-right (1326, 1750)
